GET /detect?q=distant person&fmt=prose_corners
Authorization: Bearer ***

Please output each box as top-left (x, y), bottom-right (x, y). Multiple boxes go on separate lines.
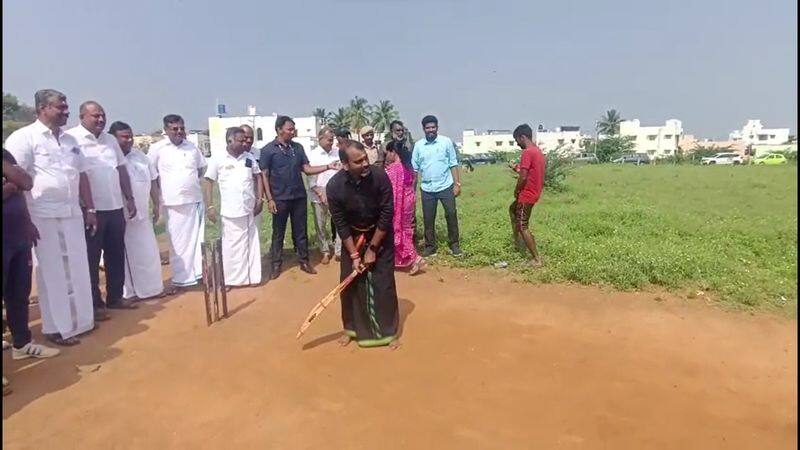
top-left (360, 126), bottom-right (385, 167)
top-left (510, 124), bottom-right (545, 267)
top-left (5, 89), bottom-right (96, 346)
top-left (384, 141), bottom-right (425, 275)
top-left (327, 141), bottom-right (400, 348)
top-left (148, 114), bottom-right (208, 288)
top-left (109, 121), bottom-right (171, 300)
top-left (334, 127), bottom-right (351, 151)
top-left (412, 115), bottom-right (463, 257)
top-left (307, 127), bottom-right (342, 264)
top-left (259, 116), bottom-right (340, 279)
top-left (67, 101), bottom-right (139, 313)
top-left (240, 124), bottom-right (265, 236)
top-left (3, 147), bottom-right (60, 394)
top-left (204, 127), bottom-right (263, 287)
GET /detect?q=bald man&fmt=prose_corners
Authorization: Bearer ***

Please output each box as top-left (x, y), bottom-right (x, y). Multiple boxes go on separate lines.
top-left (67, 101), bottom-right (138, 315)
top-left (240, 124), bottom-right (265, 234)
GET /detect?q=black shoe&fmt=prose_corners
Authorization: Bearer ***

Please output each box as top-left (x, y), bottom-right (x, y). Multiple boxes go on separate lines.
top-left (422, 248), bottom-right (438, 258)
top-left (450, 245), bottom-right (464, 257)
top-left (299, 262), bottom-right (317, 275)
top-left (270, 267), bottom-right (281, 280)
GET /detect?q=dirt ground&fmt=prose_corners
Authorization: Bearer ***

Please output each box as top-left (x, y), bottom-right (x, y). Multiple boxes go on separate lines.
top-left (2, 260), bottom-right (797, 449)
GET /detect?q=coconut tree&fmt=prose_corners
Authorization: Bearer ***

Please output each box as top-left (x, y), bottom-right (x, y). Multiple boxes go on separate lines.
top-left (312, 108), bottom-right (328, 126)
top-left (369, 100), bottom-right (399, 136)
top-left (597, 109), bottom-right (623, 136)
top-left (346, 96), bottom-right (371, 134)
top-left (327, 107), bottom-right (349, 131)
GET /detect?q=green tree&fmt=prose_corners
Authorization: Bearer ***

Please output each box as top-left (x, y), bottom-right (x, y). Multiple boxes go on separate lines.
top-left (595, 136), bottom-right (635, 162)
top-left (312, 108), bottom-right (328, 126)
top-left (327, 108), bottom-right (349, 131)
top-left (597, 109), bottom-right (623, 136)
top-left (369, 100), bottom-right (399, 136)
top-left (3, 92), bottom-right (36, 142)
top-left (346, 96), bottom-right (370, 133)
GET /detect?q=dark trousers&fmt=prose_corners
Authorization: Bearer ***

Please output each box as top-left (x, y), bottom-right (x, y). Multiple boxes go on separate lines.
top-left (271, 198), bottom-right (309, 268)
top-left (2, 242), bottom-right (32, 348)
top-left (85, 208), bottom-right (126, 308)
top-left (420, 185), bottom-right (460, 252)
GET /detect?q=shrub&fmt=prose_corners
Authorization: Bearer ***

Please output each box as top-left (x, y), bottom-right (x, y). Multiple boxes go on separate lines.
top-left (544, 151), bottom-right (573, 192)
top-left (595, 136), bottom-right (635, 162)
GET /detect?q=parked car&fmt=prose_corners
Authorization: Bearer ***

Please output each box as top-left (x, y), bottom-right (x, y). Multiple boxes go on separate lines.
top-left (612, 154), bottom-right (650, 165)
top-left (752, 153), bottom-right (788, 165)
top-left (572, 153), bottom-right (599, 164)
top-left (701, 152), bottom-right (743, 165)
top-left (466, 153), bottom-right (498, 165)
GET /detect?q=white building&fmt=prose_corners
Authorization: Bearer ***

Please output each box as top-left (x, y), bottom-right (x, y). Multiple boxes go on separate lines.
top-left (208, 107), bottom-right (319, 158)
top-left (535, 125), bottom-right (587, 154)
top-left (729, 120), bottom-right (790, 146)
top-left (461, 129), bottom-right (518, 156)
top-left (619, 119), bottom-right (683, 158)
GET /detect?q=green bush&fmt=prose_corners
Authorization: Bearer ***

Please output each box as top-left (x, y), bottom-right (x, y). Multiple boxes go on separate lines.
top-left (543, 151), bottom-right (573, 192)
top-left (595, 136), bottom-right (635, 162)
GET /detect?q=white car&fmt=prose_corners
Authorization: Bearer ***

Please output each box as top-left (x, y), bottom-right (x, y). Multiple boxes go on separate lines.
top-left (701, 152), bottom-right (743, 165)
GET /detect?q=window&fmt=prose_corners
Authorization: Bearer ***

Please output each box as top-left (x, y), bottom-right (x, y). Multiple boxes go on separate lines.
top-left (647, 135), bottom-right (657, 141)
top-left (663, 149), bottom-right (672, 154)
top-left (509, 141), bottom-right (515, 146)
top-left (475, 142), bottom-right (481, 147)
top-left (558, 139), bottom-right (564, 145)
top-left (256, 128), bottom-right (263, 141)
top-left (664, 134), bottom-right (673, 139)
top-left (496, 141), bottom-right (503, 146)
top-left (769, 134), bottom-right (776, 139)
top-left (758, 134), bottom-right (768, 141)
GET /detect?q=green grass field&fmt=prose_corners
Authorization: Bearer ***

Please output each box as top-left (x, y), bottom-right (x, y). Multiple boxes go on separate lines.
top-left (202, 164), bottom-right (797, 312)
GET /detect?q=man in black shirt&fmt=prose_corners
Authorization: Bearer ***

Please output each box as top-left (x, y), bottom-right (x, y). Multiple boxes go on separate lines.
top-left (327, 141), bottom-right (400, 349)
top-left (259, 116), bottom-right (340, 279)
top-left (3, 148), bottom-right (60, 394)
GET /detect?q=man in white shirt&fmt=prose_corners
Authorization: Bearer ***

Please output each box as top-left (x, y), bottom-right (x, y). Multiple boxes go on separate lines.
top-left (307, 127), bottom-right (341, 263)
top-left (148, 114), bottom-right (208, 287)
top-left (240, 124), bottom-right (265, 235)
top-left (109, 121), bottom-right (170, 300)
top-left (5, 89), bottom-right (98, 346)
top-left (66, 101), bottom-right (138, 313)
top-left (203, 127), bottom-right (264, 287)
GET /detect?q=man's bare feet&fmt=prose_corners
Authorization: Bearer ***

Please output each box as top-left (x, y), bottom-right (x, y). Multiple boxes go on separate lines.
top-left (389, 339), bottom-right (402, 351)
top-left (337, 334), bottom-right (352, 347)
top-left (530, 259), bottom-right (543, 268)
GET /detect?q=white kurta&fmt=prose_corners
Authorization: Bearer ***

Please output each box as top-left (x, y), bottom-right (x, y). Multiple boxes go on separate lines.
top-left (149, 139), bottom-right (207, 287)
top-left (205, 151), bottom-right (262, 286)
top-left (122, 149), bottom-right (164, 299)
top-left (5, 120), bottom-right (95, 339)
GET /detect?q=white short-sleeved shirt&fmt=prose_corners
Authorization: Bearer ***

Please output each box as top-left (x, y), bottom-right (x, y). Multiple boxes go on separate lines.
top-left (306, 145), bottom-right (340, 203)
top-left (148, 138), bottom-right (207, 207)
top-left (4, 120), bottom-right (85, 218)
top-left (125, 148), bottom-right (158, 222)
top-left (204, 151), bottom-right (261, 218)
top-left (65, 125), bottom-right (127, 211)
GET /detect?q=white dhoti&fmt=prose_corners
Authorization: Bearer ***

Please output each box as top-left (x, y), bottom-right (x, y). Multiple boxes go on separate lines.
top-left (31, 216), bottom-right (94, 339)
top-left (123, 219), bottom-right (164, 299)
top-left (220, 215), bottom-right (261, 286)
top-left (165, 202), bottom-right (205, 286)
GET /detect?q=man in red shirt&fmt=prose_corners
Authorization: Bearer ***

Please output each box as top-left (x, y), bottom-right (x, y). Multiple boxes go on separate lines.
top-left (510, 124), bottom-right (545, 267)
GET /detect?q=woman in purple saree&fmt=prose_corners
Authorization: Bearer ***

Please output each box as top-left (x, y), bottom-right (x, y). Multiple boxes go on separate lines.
top-left (384, 141), bottom-right (426, 275)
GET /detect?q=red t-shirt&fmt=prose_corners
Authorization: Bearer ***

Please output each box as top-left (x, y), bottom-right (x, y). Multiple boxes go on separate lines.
top-left (517, 144), bottom-right (546, 204)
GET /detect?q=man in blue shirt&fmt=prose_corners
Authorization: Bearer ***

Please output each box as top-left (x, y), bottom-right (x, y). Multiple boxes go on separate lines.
top-left (412, 115), bottom-right (463, 257)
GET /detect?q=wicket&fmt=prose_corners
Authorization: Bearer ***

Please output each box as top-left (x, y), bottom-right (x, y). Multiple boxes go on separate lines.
top-left (201, 238), bottom-right (228, 325)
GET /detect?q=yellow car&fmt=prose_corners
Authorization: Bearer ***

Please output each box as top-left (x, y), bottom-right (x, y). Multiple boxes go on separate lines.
top-left (753, 153), bottom-right (788, 165)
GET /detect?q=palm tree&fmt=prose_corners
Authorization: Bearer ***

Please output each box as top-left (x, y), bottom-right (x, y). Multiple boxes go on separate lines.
top-left (312, 108), bottom-right (328, 126)
top-left (597, 109), bottom-right (623, 136)
top-left (369, 100), bottom-right (399, 136)
top-left (346, 96), bottom-right (371, 134)
top-left (327, 107), bottom-right (349, 130)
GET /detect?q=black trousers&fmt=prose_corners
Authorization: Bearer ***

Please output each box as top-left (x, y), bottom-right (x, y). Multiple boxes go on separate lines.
top-left (85, 208), bottom-right (126, 308)
top-left (270, 198), bottom-right (309, 268)
top-left (420, 185), bottom-right (460, 252)
top-left (2, 242), bottom-right (32, 348)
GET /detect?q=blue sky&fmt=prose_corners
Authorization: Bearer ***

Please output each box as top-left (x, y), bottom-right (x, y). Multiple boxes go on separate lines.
top-left (3, 0), bottom-right (796, 139)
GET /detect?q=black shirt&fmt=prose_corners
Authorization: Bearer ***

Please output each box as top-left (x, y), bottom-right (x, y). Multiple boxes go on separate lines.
top-left (326, 167), bottom-right (393, 241)
top-left (259, 139), bottom-right (310, 201)
top-left (2, 149), bottom-right (29, 246)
